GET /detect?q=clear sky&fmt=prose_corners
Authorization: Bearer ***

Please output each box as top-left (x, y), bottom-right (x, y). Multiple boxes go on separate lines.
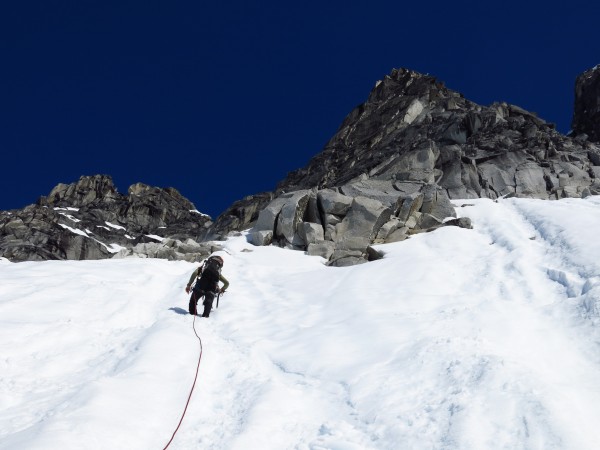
top-left (1, 1), bottom-right (598, 218)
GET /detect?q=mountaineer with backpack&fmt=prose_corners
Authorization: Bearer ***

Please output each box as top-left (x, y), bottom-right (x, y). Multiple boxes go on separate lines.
top-left (185, 255), bottom-right (229, 317)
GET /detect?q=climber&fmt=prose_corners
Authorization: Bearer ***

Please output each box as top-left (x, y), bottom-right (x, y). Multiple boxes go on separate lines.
top-left (185, 254), bottom-right (229, 317)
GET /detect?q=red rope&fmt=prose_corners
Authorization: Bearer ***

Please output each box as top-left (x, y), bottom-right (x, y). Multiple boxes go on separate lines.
top-left (162, 295), bottom-right (203, 449)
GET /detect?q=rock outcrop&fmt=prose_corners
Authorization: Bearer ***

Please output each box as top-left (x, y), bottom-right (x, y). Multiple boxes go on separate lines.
top-left (0, 175), bottom-right (219, 262)
top-left (572, 64), bottom-right (600, 143)
top-left (276, 68), bottom-right (600, 199)
top-left (236, 67), bottom-right (600, 265)
top-left (247, 181), bottom-right (471, 266)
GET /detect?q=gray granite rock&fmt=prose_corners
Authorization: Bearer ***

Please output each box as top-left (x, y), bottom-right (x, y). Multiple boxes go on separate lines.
top-left (396, 193), bottom-right (424, 222)
top-left (247, 230), bottom-right (274, 246)
top-left (334, 197), bottom-right (391, 244)
top-left (306, 241), bottom-right (336, 259)
top-left (298, 222), bottom-right (325, 245)
top-left (253, 196), bottom-right (288, 232)
top-left (572, 64), bottom-right (600, 142)
top-left (385, 226), bottom-right (409, 243)
top-left (275, 190), bottom-right (312, 245)
top-left (0, 175), bottom-right (214, 262)
top-left (317, 189), bottom-right (353, 215)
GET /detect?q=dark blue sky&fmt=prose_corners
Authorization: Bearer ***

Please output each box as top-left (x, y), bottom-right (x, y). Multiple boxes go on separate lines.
top-left (1, 1), bottom-right (598, 218)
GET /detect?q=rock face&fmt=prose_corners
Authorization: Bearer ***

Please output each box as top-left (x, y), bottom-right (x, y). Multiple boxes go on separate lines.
top-left (0, 175), bottom-right (220, 262)
top-left (238, 67), bottom-right (600, 265)
top-left (572, 65), bottom-right (600, 143)
top-left (276, 68), bottom-right (600, 199)
top-left (247, 181), bottom-right (470, 266)
top-left (209, 192), bottom-right (275, 240)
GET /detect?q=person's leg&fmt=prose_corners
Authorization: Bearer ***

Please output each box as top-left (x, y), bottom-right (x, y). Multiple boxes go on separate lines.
top-left (202, 291), bottom-right (215, 317)
top-left (189, 289), bottom-right (205, 315)
top-left (188, 291), bottom-right (197, 315)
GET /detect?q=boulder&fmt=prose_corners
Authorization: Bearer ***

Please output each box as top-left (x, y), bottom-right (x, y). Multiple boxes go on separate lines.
top-left (334, 196), bottom-right (391, 244)
top-left (317, 189), bottom-right (353, 215)
top-left (515, 162), bottom-right (548, 198)
top-left (443, 217), bottom-right (473, 229)
top-left (329, 249), bottom-right (367, 267)
top-left (554, 161), bottom-right (593, 188)
top-left (419, 185), bottom-right (456, 221)
top-left (275, 190), bottom-right (312, 245)
top-left (247, 230), bottom-right (273, 246)
top-left (375, 217), bottom-right (403, 242)
top-left (419, 213), bottom-right (444, 229)
top-left (478, 163), bottom-right (515, 198)
top-left (396, 193), bottom-right (424, 222)
top-left (306, 241), bottom-right (335, 260)
top-left (366, 245), bottom-right (384, 261)
top-left (335, 235), bottom-right (371, 251)
top-left (298, 222), bottom-right (324, 245)
top-left (340, 179), bottom-right (402, 207)
top-left (405, 213), bottom-right (420, 229)
top-left (253, 196), bottom-right (288, 232)
top-left (385, 226), bottom-right (409, 243)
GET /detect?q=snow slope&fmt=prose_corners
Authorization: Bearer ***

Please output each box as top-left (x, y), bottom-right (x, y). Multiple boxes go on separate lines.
top-left (2, 197), bottom-right (600, 449)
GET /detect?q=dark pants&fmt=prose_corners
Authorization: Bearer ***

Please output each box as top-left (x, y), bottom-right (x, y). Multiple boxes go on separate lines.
top-left (189, 289), bottom-right (216, 317)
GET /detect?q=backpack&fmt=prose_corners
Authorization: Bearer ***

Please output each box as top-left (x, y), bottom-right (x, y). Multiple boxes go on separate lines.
top-left (196, 256), bottom-right (222, 291)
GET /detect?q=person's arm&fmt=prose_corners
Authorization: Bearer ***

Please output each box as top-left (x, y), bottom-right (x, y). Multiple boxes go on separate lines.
top-left (185, 268), bottom-right (200, 293)
top-left (219, 274), bottom-right (229, 292)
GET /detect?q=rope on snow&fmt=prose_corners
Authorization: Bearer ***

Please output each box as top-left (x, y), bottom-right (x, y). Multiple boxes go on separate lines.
top-left (162, 293), bottom-right (203, 449)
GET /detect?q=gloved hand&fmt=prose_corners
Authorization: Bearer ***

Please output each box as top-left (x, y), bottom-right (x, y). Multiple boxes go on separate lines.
top-left (185, 285), bottom-right (191, 294)
top-left (220, 288), bottom-right (226, 294)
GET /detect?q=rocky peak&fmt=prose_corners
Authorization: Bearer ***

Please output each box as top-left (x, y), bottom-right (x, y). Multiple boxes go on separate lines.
top-left (273, 66), bottom-right (588, 200)
top-left (39, 174), bottom-right (119, 207)
top-left (367, 68), bottom-right (452, 103)
top-left (213, 66), bottom-right (600, 265)
top-left (1, 175), bottom-right (218, 262)
top-left (272, 67), bottom-right (487, 196)
top-left (127, 183), bottom-right (195, 210)
top-left (572, 64), bottom-right (600, 142)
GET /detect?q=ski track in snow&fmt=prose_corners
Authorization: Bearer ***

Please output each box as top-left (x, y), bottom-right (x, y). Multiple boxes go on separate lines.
top-left (2, 197), bottom-right (600, 449)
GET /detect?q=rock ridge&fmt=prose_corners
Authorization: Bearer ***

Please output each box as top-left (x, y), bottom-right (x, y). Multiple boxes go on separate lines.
top-left (0, 175), bottom-right (219, 262)
top-left (214, 66), bottom-right (600, 265)
top-left (572, 64), bottom-right (600, 142)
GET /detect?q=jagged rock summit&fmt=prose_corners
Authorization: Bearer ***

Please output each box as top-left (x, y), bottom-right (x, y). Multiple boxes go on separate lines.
top-left (214, 66), bottom-right (600, 265)
top-left (277, 67), bottom-right (600, 199)
top-left (572, 64), bottom-right (600, 143)
top-left (0, 175), bottom-right (220, 262)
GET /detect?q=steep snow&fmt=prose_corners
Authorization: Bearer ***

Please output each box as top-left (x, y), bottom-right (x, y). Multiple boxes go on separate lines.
top-left (2, 197), bottom-right (600, 449)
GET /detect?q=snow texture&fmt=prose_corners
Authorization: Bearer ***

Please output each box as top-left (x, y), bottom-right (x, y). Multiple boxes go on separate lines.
top-left (105, 221), bottom-right (126, 231)
top-left (2, 197), bottom-right (600, 449)
top-left (58, 223), bottom-right (89, 237)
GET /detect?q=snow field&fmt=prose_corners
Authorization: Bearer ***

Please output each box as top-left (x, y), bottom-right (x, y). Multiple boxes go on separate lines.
top-left (2, 196), bottom-right (600, 449)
